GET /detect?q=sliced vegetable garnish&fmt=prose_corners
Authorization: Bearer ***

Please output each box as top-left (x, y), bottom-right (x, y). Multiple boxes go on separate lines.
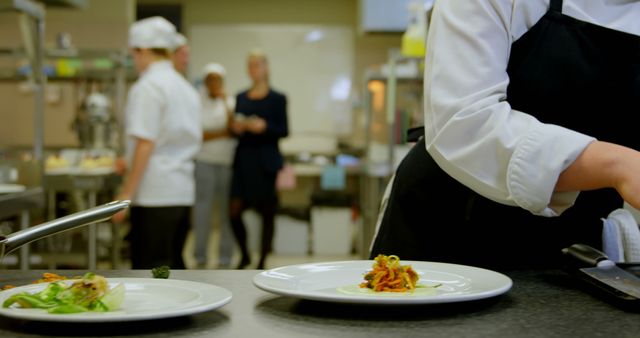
top-left (2, 273), bottom-right (124, 314)
top-left (359, 254), bottom-right (430, 293)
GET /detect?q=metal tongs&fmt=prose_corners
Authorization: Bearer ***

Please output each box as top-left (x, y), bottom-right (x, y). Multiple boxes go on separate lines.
top-left (0, 200), bottom-right (130, 260)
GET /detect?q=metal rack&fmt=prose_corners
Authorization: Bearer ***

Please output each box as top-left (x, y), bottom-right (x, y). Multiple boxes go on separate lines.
top-left (0, 0), bottom-right (46, 270)
top-left (0, 0), bottom-right (129, 270)
top-left (359, 48), bottom-right (424, 257)
top-left (0, 0), bottom-right (46, 167)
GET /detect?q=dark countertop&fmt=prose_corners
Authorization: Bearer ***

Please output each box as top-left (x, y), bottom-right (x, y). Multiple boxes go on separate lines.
top-left (0, 269), bottom-right (637, 337)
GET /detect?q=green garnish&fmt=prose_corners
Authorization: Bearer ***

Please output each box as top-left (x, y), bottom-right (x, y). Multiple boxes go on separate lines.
top-left (151, 265), bottom-right (171, 279)
top-left (2, 273), bottom-right (124, 314)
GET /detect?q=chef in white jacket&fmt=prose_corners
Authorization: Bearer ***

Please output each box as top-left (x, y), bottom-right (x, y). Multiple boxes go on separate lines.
top-left (113, 16), bottom-right (201, 269)
top-left (370, 0), bottom-right (640, 269)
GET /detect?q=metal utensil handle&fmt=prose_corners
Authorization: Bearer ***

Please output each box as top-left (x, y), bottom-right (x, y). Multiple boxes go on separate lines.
top-left (562, 243), bottom-right (609, 267)
top-left (3, 200), bottom-right (130, 255)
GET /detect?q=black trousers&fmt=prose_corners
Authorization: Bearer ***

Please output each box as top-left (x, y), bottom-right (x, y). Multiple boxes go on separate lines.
top-left (129, 206), bottom-right (190, 269)
top-left (229, 198), bottom-right (277, 267)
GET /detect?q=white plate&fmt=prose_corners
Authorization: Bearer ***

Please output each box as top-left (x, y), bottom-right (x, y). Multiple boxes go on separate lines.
top-left (0, 278), bottom-right (232, 322)
top-left (253, 260), bottom-right (512, 304)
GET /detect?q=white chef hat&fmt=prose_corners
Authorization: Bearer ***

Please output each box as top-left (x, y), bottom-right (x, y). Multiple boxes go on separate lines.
top-left (173, 32), bottom-right (187, 50)
top-left (202, 63), bottom-right (226, 78)
top-left (128, 16), bottom-right (177, 49)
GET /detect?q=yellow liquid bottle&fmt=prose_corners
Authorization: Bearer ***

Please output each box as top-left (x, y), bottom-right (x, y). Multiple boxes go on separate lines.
top-left (401, 2), bottom-right (427, 58)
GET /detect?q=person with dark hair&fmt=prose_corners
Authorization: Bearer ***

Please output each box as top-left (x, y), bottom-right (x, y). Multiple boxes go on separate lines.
top-left (230, 49), bottom-right (288, 269)
top-left (112, 16), bottom-right (201, 269)
top-left (192, 63), bottom-right (237, 269)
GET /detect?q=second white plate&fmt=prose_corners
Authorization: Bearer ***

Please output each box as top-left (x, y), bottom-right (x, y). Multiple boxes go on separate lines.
top-left (0, 278), bottom-right (232, 322)
top-left (253, 260), bottom-right (512, 304)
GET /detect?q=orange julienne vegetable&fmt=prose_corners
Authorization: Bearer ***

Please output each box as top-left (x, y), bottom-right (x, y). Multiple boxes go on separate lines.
top-left (359, 254), bottom-right (419, 292)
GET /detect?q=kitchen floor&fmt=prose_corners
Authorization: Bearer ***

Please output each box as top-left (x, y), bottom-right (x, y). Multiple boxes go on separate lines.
top-left (106, 222), bottom-right (360, 270)
top-left (0, 207), bottom-right (363, 270)
top-left (181, 227), bottom-right (360, 270)
top-left (178, 208), bottom-right (363, 270)
top-left (183, 233), bottom-right (360, 269)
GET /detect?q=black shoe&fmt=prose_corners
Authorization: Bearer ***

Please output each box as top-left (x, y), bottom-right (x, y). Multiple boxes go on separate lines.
top-left (236, 257), bottom-right (251, 269)
top-left (257, 257), bottom-right (266, 270)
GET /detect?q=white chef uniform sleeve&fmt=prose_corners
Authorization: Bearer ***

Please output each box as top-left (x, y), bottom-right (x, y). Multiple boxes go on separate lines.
top-left (423, 0), bottom-right (595, 217)
top-left (127, 82), bottom-right (165, 141)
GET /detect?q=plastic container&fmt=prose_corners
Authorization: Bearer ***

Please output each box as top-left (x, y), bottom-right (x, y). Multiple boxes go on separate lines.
top-left (401, 1), bottom-right (428, 58)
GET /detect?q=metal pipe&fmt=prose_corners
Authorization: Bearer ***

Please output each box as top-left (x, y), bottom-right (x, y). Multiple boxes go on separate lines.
top-left (87, 192), bottom-right (97, 270)
top-left (33, 16), bottom-right (45, 169)
top-left (19, 210), bottom-right (29, 270)
top-left (0, 0), bottom-right (45, 19)
top-left (0, 200), bottom-right (130, 256)
top-left (386, 49), bottom-right (399, 177)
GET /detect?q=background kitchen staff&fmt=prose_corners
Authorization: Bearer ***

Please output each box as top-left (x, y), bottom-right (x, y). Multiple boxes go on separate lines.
top-left (230, 49), bottom-right (289, 270)
top-left (113, 16), bottom-right (201, 269)
top-left (192, 63), bottom-right (237, 269)
top-left (371, 0), bottom-right (640, 269)
top-left (172, 32), bottom-right (189, 75)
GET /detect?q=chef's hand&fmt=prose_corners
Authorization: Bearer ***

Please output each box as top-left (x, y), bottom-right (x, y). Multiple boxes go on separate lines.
top-left (247, 117), bottom-right (267, 134)
top-left (114, 157), bottom-right (127, 176)
top-left (556, 141), bottom-right (640, 210)
top-left (111, 193), bottom-right (131, 224)
top-left (231, 120), bottom-right (246, 135)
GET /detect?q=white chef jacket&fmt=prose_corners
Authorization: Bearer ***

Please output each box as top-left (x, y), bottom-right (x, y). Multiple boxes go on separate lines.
top-left (424, 0), bottom-right (640, 217)
top-left (125, 60), bottom-right (202, 206)
top-left (194, 93), bottom-right (237, 166)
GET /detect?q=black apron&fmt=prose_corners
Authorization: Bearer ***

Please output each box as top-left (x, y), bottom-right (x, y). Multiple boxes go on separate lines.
top-left (370, 0), bottom-right (640, 270)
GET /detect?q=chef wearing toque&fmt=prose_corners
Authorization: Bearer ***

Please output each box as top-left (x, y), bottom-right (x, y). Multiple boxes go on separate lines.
top-left (113, 16), bottom-right (201, 269)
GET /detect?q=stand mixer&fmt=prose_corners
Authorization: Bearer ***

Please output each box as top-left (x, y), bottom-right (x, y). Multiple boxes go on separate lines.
top-left (73, 92), bottom-right (119, 150)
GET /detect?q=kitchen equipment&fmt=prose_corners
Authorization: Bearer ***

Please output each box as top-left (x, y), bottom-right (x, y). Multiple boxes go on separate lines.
top-left (73, 92), bottom-right (119, 150)
top-left (0, 200), bottom-right (129, 262)
top-left (562, 243), bottom-right (640, 309)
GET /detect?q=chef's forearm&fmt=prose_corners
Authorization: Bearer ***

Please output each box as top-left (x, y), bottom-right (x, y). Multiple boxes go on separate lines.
top-left (203, 129), bottom-right (230, 140)
top-left (555, 140), bottom-right (635, 193)
top-left (120, 138), bottom-right (154, 199)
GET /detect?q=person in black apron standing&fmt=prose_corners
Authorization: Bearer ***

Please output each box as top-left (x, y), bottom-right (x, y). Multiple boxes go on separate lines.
top-left (370, 0), bottom-right (640, 270)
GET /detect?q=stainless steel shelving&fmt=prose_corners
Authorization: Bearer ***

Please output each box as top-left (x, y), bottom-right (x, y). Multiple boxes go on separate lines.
top-left (0, 0), bottom-right (46, 271)
top-left (0, 0), bottom-right (127, 270)
top-left (359, 49), bottom-right (424, 257)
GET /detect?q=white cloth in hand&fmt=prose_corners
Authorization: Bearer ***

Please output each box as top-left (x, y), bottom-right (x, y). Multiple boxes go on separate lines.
top-left (602, 209), bottom-right (640, 263)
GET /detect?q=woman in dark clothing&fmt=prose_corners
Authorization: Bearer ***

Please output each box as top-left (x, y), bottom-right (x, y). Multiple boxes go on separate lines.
top-left (230, 49), bottom-right (289, 269)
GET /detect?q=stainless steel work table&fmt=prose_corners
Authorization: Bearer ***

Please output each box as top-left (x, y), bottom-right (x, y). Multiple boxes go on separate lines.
top-left (0, 269), bottom-right (638, 337)
top-left (0, 188), bottom-right (45, 270)
top-left (43, 173), bottom-right (122, 269)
